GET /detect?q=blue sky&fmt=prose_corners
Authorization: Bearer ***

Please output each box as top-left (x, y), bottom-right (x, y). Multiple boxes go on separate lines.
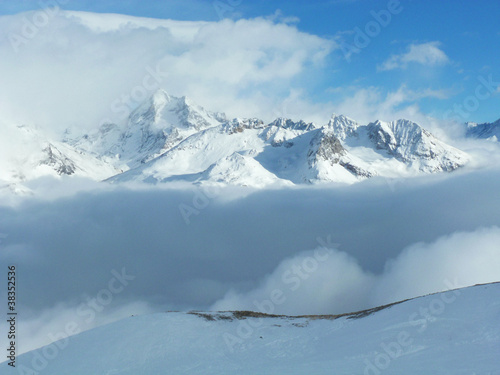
top-left (1, 0), bottom-right (499, 124)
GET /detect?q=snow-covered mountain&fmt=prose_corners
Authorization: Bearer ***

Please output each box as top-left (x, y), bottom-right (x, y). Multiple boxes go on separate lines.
top-left (0, 124), bottom-right (118, 188)
top-left (1, 90), bottom-right (474, 189)
top-left (106, 114), bottom-right (377, 186)
top-left (466, 118), bottom-right (500, 141)
top-left (88, 92), bottom-right (468, 186)
top-left (5, 282), bottom-right (499, 374)
top-left (326, 115), bottom-right (469, 174)
top-left (66, 89), bottom-right (227, 170)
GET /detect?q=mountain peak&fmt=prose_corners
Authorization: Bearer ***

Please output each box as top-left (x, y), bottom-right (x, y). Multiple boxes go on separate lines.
top-left (132, 89), bottom-right (173, 117)
top-left (129, 89), bottom-right (172, 126)
top-left (152, 88), bottom-right (171, 104)
top-left (39, 92), bottom-right (478, 187)
top-left (328, 113), bottom-right (359, 141)
top-left (179, 95), bottom-right (196, 108)
top-left (365, 119), bottom-right (468, 172)
top-left (330, 113), bottom-right (356, 122)
top-left (369, 119), bottom-right (425, 135)
top-left (269, 118), bottom-right (315, 131)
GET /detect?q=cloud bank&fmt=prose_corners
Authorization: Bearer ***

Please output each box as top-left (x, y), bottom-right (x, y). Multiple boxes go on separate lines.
top-left (1, 10), bottom-right (491, 147)
top-left (0, 10), bottom-right (335, 133)
top-left (213, 227), bottom-right (500, 315)
top-left (1, 167), bottom-right (500, 353)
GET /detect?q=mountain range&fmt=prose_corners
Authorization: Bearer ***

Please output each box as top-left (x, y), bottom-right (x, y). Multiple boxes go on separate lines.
top-left (3, 89), bottom-right (499, 190)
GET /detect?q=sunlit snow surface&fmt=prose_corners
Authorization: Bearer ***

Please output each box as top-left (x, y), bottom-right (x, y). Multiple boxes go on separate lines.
top-left (5, 283), bottom-right (499, 375)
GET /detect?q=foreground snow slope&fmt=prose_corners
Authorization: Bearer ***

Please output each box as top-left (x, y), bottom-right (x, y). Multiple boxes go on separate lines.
top-left (5, 283), bottom-right (499, 374)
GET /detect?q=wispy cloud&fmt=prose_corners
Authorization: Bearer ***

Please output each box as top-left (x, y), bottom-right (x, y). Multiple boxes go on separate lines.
top-left (378, 41), bottom-right (450, 71)
top-left (327, 84), bottom-right (458, 127)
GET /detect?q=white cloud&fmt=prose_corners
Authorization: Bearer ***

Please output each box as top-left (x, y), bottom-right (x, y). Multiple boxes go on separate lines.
top-left (0, 11), bottom-right (335, 134)
top-left (378, 41), bottom-right (450, 71)
top-left (0, 12), bottom-right (463, 140)
top-left (1, 168), bottom-right (500, 351)
top-left (327, 83), bottom-right (467, 142)
top-left (372, 227), bottom-right (500, 305)
top-left (330, 85), bottom-right (431, 125)
top-left (212, 227), bottom-right (500, 315)
top-left (212, 248), bottom-right (375, 315)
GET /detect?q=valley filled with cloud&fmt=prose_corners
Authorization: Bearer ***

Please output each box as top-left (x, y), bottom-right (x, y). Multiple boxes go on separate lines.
top-left (0, 2), bottom-right (499, 370)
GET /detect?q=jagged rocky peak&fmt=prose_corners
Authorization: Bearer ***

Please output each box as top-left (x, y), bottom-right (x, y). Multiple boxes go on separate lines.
top-left (41, 144), bottom-right (76, 175)
top-left (305, 128), bottom-right (374, 182)
top-left (223, 118), bottom-right (265, 134)
top-left (269, 118), bottom-right (316, 131)
top-left (366, 119), bottom-right (468, 172)
top-left (169, 95), bottom-right (226, 131)
top-left (327, 113), bottom-right (359, 140)
top-left (5, 85), bottom-right (482, 189)
top-left (129, 89), bottom-right (226, 132)
top-left (308, 129), bottom-right (346, 163)
top-left (62, 89), bottom-right (231, 172)
top-left (261, 118), bottom-right (316, 147)
top-left (128, 89), bottom-right (171, 127)
top-left (366, 119), bottom-right (429, 152)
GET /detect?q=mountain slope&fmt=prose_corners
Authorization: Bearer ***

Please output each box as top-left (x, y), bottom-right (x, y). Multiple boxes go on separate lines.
top-left (105, 103), bottom-right (469, 186)
top-left (1, 91), bottom-right (473, 188)
top-left (466, 119), bottom-right (500, 141)
top-left (5, 283), bottom-right (499, 374)
top-left (0, 124), bottom-right (118, 186)
top-left (107, 118), bottom-right (376, 186)
top-left (327, 116), bottom-right (470, 174)
top-left (66, 89), bottom-right (227, 170)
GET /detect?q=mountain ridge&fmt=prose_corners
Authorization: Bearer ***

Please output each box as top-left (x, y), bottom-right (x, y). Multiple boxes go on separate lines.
top-left (466, 118), bottom-right (500, 141)
top-left (0, 89), bottom-right (483, 190)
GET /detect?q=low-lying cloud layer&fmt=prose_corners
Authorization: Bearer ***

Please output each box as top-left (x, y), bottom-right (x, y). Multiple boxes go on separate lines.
top-left (0, 167), bottom-right (500, 353)
top-left (213, 227), bottom-right (500, 314)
